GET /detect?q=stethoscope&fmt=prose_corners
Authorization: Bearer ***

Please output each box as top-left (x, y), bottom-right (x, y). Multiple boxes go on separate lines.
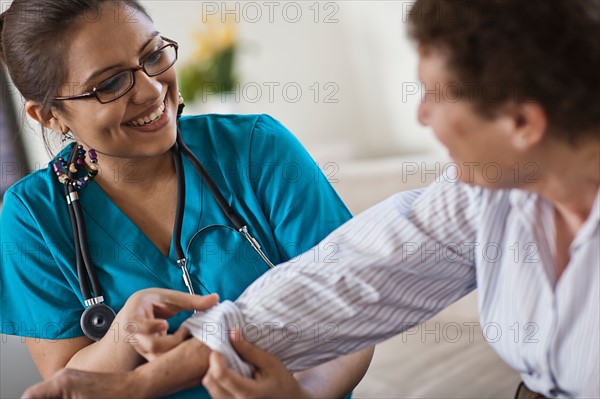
top-left (64, 102), bottom-right (275, 341)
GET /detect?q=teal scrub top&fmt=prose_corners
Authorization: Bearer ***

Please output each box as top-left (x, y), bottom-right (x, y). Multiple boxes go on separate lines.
top-left (1, 114), bottom-right (353, 399)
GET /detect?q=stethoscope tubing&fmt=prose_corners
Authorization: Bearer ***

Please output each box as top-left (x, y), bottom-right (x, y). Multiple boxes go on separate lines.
top-left (71, 196), bottom-right (103, 299)
top-left (172, 128), bottom-right (275, 295)
top-left (175, 132), bottom-right (247, 231)
top-left (172, 137), bottom-right (187, 263)
top-left (175, 129), bottom-right (275, 269)
top-left (65, 131), bottom-right (276, 300)
top-left (63, 118), bottom-right (276, 340)
top-left (65, 185), bottom-right (91, 300)
top-left (65, 145), bottom-right (103, 302)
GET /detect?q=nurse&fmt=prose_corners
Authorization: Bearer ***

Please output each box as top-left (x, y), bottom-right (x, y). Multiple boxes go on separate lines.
top-left (0, 0), bottom-right (373, 398)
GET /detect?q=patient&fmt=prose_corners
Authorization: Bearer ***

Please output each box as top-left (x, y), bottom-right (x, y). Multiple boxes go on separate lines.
top-left (0, 0), bottom-right (373, 398)
top-left (22, 0), bottom-right (600, 398)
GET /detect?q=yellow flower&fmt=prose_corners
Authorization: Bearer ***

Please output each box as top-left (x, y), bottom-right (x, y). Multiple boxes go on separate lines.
top-left (190, 13), bottom-right (236, 64)
top-left (179, 12), bottom-right (238, 102)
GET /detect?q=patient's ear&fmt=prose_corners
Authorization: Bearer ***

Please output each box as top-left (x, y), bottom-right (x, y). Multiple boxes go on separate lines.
top-left (25, 100), bottom-right (69, 133)
top-left (510, 102), bottom-right (548, 150)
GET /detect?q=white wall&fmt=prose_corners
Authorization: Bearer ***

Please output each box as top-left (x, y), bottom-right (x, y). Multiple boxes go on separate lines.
top-left (144, 1), bottom-right (444, 161)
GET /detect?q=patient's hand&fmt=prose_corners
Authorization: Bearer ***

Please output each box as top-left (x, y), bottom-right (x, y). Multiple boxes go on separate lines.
top-left (22, 368), bottom-right (135, 399)
top-left (203, 330), bottom-right (311, 399)
top-left (23, 327), bottom-right (216, 399)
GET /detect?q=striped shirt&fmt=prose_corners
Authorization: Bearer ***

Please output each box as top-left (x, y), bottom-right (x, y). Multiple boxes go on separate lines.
top-left (184, 180), bottom-right (600, 398)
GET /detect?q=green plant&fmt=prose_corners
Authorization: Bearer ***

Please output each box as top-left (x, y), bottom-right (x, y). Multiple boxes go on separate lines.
top-left (177, 15), bottom-right (237, 103)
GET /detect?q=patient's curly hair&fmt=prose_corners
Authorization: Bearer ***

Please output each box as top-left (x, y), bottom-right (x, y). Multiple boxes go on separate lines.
top-left (408, 0), bottom-right (599, 144)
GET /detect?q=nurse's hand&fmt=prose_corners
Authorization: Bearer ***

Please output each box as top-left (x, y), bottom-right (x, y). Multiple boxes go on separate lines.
top-left (117, 288), bottom-right (219, 362)
top-left (203, 330), bottom-right (311, 399)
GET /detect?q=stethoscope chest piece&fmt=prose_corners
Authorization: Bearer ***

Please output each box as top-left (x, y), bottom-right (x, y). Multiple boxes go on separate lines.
top-left (80, 303), bottom-right (116, 341)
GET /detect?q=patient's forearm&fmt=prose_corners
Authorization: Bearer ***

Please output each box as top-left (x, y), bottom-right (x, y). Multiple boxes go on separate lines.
top-left (294, 346), bottom-right (375, 398)
top-left (129, 338), bottom-right (211, 398)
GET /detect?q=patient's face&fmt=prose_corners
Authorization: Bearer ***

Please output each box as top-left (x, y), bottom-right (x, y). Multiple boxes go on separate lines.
top-left (52, 2), bottom-right (180, 160)
top-left (417, 49), bottom-right (529, 189)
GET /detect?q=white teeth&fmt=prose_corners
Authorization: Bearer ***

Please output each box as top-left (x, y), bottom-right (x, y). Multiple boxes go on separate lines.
top-left (126, 102), bottom-right (165, 127)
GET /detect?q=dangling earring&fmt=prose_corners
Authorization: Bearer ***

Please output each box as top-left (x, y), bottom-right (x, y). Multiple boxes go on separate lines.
top-left (53, 145), bottom-right (99, 190)
top-left (177, 92), bottom-right (185, 118)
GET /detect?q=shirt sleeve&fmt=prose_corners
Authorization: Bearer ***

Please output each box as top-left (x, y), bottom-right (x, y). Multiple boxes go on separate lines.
top-left (1, 190), bottom-right (84, 339)
top-left (248, 114), bottom-right (352, 260)
top-left (184, 176), bottom-right (482, 376)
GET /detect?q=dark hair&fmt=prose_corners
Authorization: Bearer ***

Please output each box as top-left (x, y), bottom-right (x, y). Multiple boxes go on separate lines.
top-left (408, 0), bottom-right (599, 144)
top-left (0, 0), bottom-right (151, 151)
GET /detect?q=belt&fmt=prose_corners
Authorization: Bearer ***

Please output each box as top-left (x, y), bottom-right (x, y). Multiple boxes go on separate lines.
top-left (515, 382), bottom-right (548, 399)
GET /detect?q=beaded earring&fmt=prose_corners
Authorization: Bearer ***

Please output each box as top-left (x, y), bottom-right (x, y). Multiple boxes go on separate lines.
top-left (53, 145), bottom-right (99, 190)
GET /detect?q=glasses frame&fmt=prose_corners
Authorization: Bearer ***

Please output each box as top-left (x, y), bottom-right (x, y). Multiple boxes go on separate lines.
top-left (54, 36), bottom-right (178, 104)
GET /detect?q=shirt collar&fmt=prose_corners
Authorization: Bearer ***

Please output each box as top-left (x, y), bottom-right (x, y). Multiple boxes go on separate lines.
top-left (572, 186), bottom-right (600, 246)
top-left (508, 186), bottom-right (600, 242)
top-left (509, 189), bottom-right (535, 209)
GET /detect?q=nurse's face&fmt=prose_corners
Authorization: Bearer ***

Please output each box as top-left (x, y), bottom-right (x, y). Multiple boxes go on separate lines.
top-left (52, 2), bottom-right (179, 159)
top-left (417, 49), bottom-right (531, 188)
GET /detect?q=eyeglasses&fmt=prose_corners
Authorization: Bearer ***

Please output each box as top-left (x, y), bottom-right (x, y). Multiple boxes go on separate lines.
top-left (55, 37), bottom-right (178, 104)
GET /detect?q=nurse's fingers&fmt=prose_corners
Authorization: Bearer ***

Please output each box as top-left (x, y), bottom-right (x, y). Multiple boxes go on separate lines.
top-left (128, 318), bottom-right (168, 335)
top-left (144, 290), bottom-right (219, 318)
top-left (130, 326), bottom-right (191, 362)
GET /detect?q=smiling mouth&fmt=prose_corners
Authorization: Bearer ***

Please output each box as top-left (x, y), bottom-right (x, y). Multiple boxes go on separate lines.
top-left (125, 101), bottom-right (166, 127)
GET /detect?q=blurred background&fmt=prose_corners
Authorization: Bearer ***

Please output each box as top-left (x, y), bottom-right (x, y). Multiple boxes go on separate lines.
top-left (1, 1), bottom-right (519, 397)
